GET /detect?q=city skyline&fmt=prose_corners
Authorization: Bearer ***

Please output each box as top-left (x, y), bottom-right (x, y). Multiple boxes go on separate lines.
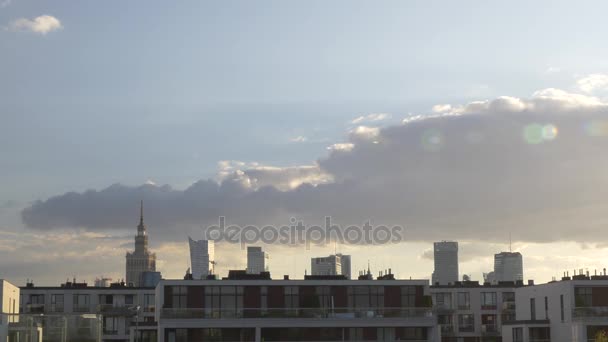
top-left (3, 0), bottom-right (608, 287)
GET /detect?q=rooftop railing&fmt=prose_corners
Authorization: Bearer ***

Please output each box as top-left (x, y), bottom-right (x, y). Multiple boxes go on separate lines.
top-left (573, 306), bottom-right (608, 320)
top-left (160, 307), bottom-right (433, 320)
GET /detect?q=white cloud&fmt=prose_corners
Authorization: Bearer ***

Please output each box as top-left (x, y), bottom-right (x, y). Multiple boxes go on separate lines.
top-left (351, 113), bottom-right (391, 124)
top-left (431, 104), bottom-right (452, 113)
top-left (9, 15), bottom-right (62, 35)
top-left (577, 74), bottom-right (608, 94)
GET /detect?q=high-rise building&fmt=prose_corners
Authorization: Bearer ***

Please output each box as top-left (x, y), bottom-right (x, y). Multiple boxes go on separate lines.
top-left (188, 237), bottom-right (215, 279)
top-left (494, 252), bottom-right (523, 282)
top-left (126, 201), bottom-right (156, 286)
top-left (432, 241), bottom-right (459, 285)
top-left (338, 254), bottom-right (352, 279)
top-left (246, 246), bottom-right (268, 274)
top-left (311, 255), bottom-right (342, 276)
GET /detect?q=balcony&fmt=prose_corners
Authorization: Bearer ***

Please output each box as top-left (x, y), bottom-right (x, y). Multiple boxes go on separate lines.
top-left (433, 303), bottom-right (455, 312)
top-left (25, 304), bottom-right (45, 313)
top-left (97, 304), bottom-right (138, 316)
top-left (161, 307), bottom-right (433, 320)
top-left (502, 302), bottom-right (516, 311)
top-left (481, 323), bottom-right (499, 335)
top-left (458, 324), bottom-right (474, 333)
top-left (440, 324), bottom-right (455, 336)
top-left (572, 307), bottom-right (608, 321)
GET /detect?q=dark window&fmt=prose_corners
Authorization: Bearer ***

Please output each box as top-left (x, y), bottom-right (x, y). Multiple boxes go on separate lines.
top-left (560, 294), bottom-right (564, 322)
top-left (513, 327), bottom-right (523, 342)
top-left (172, 286), bottom-right (187, 308)
top-left (575, 287), bottom-right (592, 307)
top-left (401, 286), bottom-right (416, 307)
top-left (530, 298), bottom-right (536, 320)
top-left (481, 292), bottom-right (497, 309)
top-left (73, 294), bottom-right (90, 312)
top-left (458, 314), bottom-right (474, 332)
top-left (544, 296), bottom-right (549, 319)
top-left (125, 294), bottom-right (135, 305)
top-left (457, 292), bottom-right (470, 309)
top-left (51, 294), bottom-right (64, 312)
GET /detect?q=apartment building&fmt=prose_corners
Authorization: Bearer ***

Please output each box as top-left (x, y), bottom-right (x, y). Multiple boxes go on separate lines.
top-left (431, 280), bottom-right (525, 342)
top-left (20, 281), bottom-right (156, 342)
top-left (155, 276), bottom-right (437, 342)
top-left (502, 275), bottom-right (608, 342)
top-left (0, 280), bottom-right (20, 341)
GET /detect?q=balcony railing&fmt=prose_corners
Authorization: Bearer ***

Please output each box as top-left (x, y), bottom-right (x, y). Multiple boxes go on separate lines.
top-left (433, 303), bottom-right (455, 312)
top-left (572, 307), bottom-right (608, 320)
top-left (161, 307), bottom-right (434, 320)
top-left (458, 324), bottom-right (474, 333)
top-left (502, 302), bottom-right (516, 311)
top-left (440, 324), bottom-right (455, 336)
top-left (481, 323), bottom-right (499, 335)
top-left (25, 304), bottom-right (45, 313)
top-left (97, 304), bottom-right (136, 316)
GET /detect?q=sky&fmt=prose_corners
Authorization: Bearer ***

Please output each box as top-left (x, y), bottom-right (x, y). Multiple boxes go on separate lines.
top-left (3, 0), bottom-right (608, 285)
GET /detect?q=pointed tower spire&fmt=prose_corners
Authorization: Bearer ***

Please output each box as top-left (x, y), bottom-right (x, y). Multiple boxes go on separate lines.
top-left (137, 200), bottom-right (146, 235)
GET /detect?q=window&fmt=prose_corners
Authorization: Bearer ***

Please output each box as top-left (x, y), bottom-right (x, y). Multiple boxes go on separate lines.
top-left (73, 294), bottom-right (90, 312)
top-left (433, 292), bottom-right (452, 309)
top-left (481, 292), bottom-right (497, 309)
top-left (144, 294), bottom-right (155, 312)
top-left (530, 298), bottom-right (536, 320)
top-left (205, 286), bottom-right (244, 318)
top-left (285, 286), bottom-right (299, 309)
top-left (103, 316), bottom-right (118, 334)
top-left (457, 292), bottom-right (470, 309)
top-left (575, 287), bottom-right (592, 307)
top-left (458, 314), bottom-right (474, 332)
top-left (28, 294), bottom-right (44, 313)
top-left (125, 294), bottom-right (135, 305)
top-left (513, 327), bottom-right (523, 342)
top-left (51, 294), bottom-right (64, 312)
top-left (544, 296), bottom-right (549, 319)
top-left (99, 294), bottom-right (113, 305)
top-left (560, 294), bottom-right (564, 322)
top-left (172, 286), bottom-right (187, 308)
top-left (401, 286), bottom-right (416, 307)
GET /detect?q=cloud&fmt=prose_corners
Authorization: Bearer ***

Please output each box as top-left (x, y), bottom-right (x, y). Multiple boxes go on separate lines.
top-left (21, 88), bottom-right (608, 246)
top-left (290, 135), bottom-right (308, 143)
top-left (577, 74), bottom-right (608, 95)
top-left (8, 15), bottom-right (62, 34)
top-left (350, 113), bottom-right (391, 124)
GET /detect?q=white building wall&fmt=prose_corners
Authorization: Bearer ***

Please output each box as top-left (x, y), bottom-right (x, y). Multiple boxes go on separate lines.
top-left (1, 280), bottom-right (20, 341)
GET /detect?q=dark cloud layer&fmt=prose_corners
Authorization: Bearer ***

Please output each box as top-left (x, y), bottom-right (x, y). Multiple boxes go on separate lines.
top-left (22, 89), bottom-right (608, 244)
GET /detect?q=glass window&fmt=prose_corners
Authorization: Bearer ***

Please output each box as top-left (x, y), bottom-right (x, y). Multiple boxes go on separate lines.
top-left (458, 314), bottom-right (474, 332)
top-left (560, 294), bottom-right (564, 321)
top-left (513, 327), bottom-right (523, 342)
top-left (125, 294), bottom-right (135, 305)
top-left (433, 292), bottom-right (452, 309)
top-left (73, 294), bottom-right (90, 312)
top-left (457, 292), bottom-right (470, 309)
top-left (285, 286), bottom-right (299, 309)
top-left (575, 287), bottom-right (592, 307)
top-left (51, 294), bottom-right (64, 312)
top-left (172, 286), bottom-right (187, 308)
top-left (481, 292), bottom-right (497, 309)
top-left (144, 294), bottom-right (155, 312)
top-left (530, 298), bottom-right (536, 320)
top-left (401, 286), bottom-right (416, 307)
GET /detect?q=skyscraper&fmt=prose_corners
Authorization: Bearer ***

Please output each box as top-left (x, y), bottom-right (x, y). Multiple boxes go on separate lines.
top-left (188, 237), bottom-right (215, 279)
top-left (247, 246), bottom-right (268, 274)
top-left (494, 252), bottom-right (523, 282)
top-left (431, 241), bottom-right (459, 285)
top-left (311, 255), bottom-right (342, 276)
top-left (338, 254), bottom-right (351, 279)
top-left (125, 201), bottom-right (156, 286)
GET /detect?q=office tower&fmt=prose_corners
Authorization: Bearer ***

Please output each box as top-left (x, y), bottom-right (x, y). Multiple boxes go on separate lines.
top-left (126, 201), bottom-right (157, 286)
top-left (494, 252), bottom-right (523, 282)
top-left (188, 237), bottom-right (215, 279)
top-left (431, 241), bottom-right (459, 285)
top-left (311, 255), bottom-right (342, 276)
top-left (338, 254), bottom-right (352, 279)
top-left (247, 246), bottom-right (268, 274)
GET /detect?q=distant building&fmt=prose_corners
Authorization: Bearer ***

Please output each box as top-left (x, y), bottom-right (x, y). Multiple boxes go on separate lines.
top-left (311, 255), bottom-right (341, 276)
top-left (126, 201), bottom-right (157, 287)
top-left (338, 254), bottom-right (352, 279)
top-left (0, 279), bottom-right (20, 341)
top-left (188, 237), bottom-right (215, 279)
top-left (432, 241), bottom-right (459, 285)
top-left (247, 246), bottom-right (268, 274)
top-left (484, 271), bottom-right (496, 284)
top-left (94, 277), bottom-right (112, 287)
top-left (141, 271), bottom-right (162, 287)
top-left (494, 252), bottom-right (523, 282)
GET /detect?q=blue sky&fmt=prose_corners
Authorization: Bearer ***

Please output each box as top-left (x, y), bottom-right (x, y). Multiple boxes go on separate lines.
top-left (3, 1), bottom-right (608, 284)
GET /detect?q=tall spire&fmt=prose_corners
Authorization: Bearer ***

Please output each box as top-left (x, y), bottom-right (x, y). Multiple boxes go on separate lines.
top-left (137, 200), bottom-right (146, 235)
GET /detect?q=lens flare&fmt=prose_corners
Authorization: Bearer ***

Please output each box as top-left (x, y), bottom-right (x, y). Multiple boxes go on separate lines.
top-left (541, 124), bottom-right (558, 141)
top-left (584, 120), bottom-right (608, 137)
top-left (523, 124), bottom-right (544, 144)
top-left (421, 129), bottom-right (443, 151)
